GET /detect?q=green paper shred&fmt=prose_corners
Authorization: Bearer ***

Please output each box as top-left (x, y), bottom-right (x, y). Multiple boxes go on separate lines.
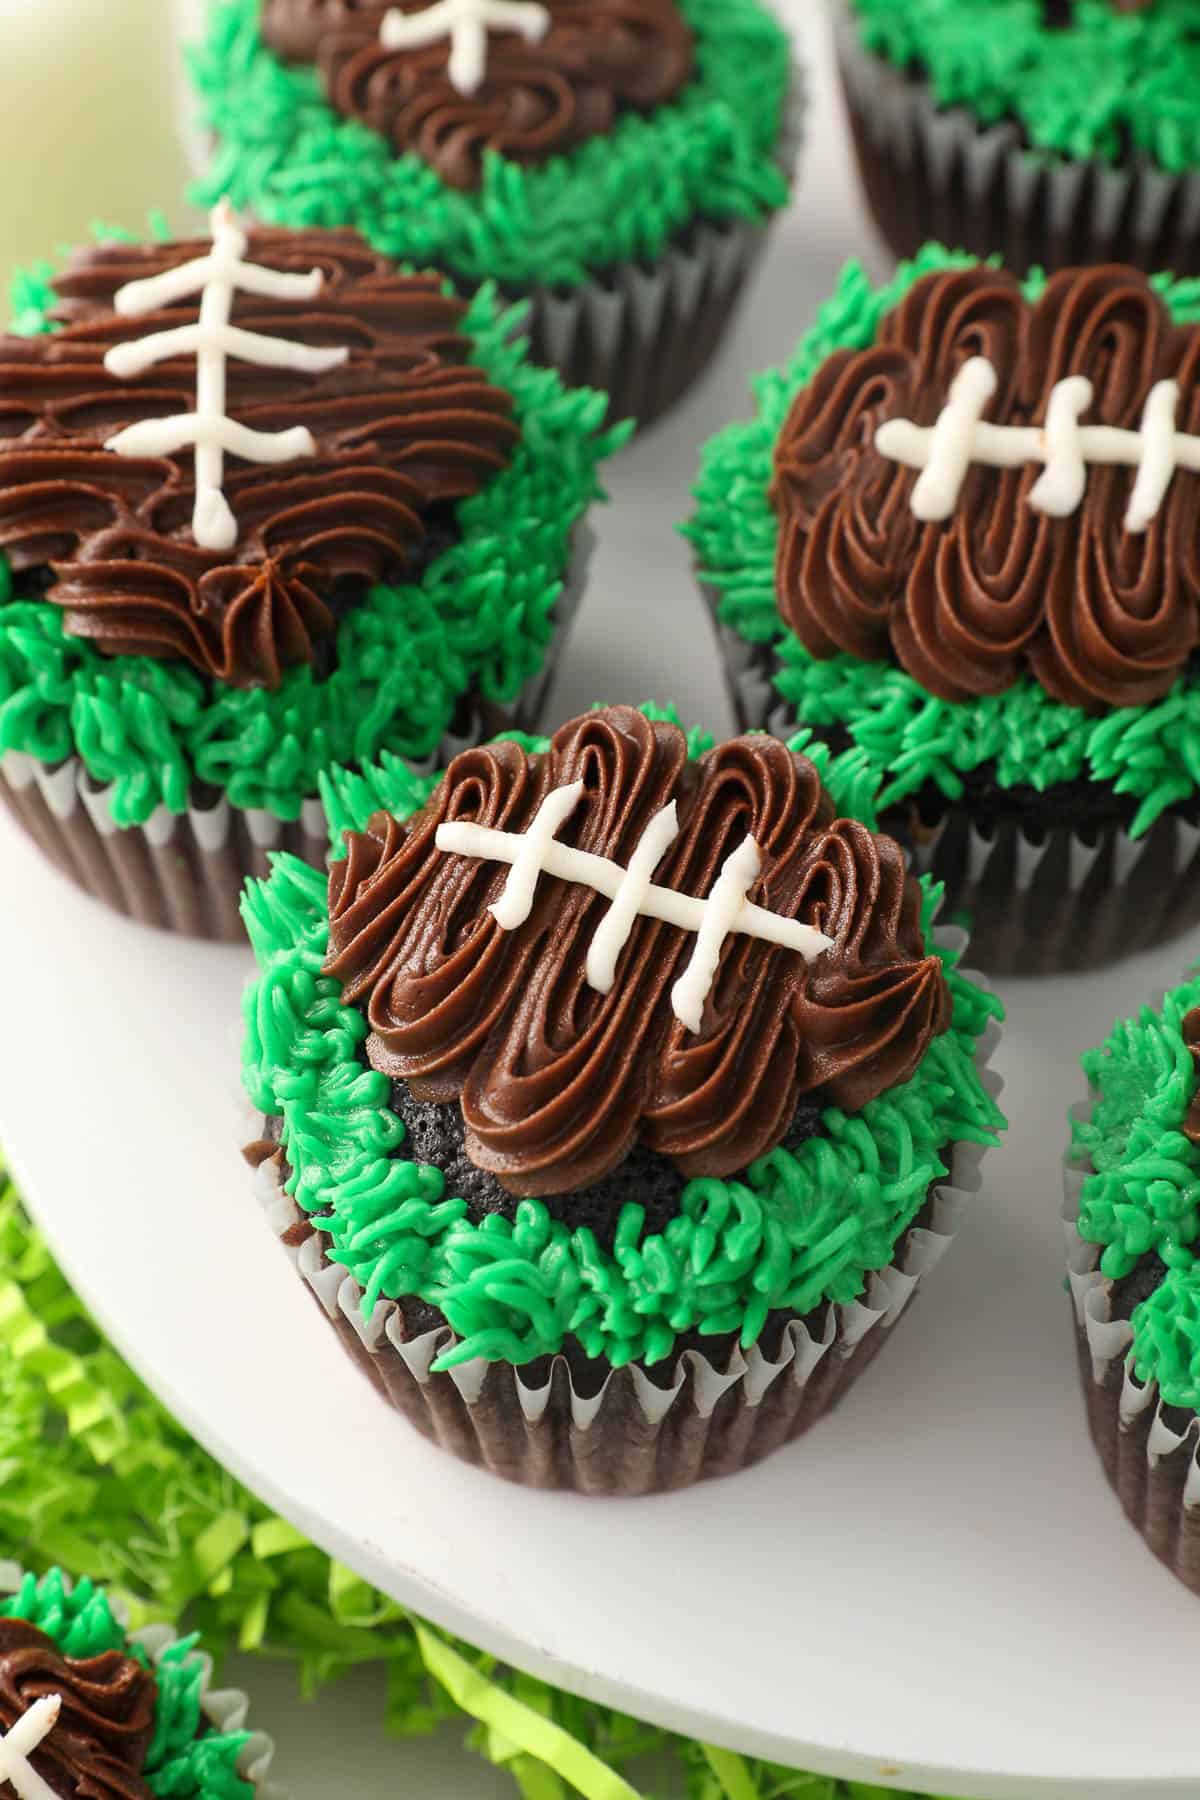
top-left (0, 1152), bottom-right (963, 1798)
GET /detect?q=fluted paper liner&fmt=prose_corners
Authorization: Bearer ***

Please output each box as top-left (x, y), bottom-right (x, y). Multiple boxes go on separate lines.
top-left (516, 67), bottom-right (803, 428)
top-left (0, 1563), bottom-right (286, 1798)
top-left (249, 929), bottom-right (1002, 1496)
top-left (0, 528), bottom-right (592, 942)
top-left (702, 587), bottom-right (1200, 975)
top-left (834, 0), bottom-right (1200, 279)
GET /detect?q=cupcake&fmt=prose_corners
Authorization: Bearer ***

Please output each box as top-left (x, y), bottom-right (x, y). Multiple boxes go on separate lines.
top-left (185, 0), bottom-right (798, 427)
top-left (688, 244), bottom-right (1200, 975)
top-left (242, 702), bottom-right (1005, 1495)
top-left (1066, 977), bottom-right (1200, 1596)
top-left (836, 0), bottom-right (1200, 280)
top-left (0, 1565), bottom-right (280, 1796)
top-left (0, 207), bottom-right (618, 940)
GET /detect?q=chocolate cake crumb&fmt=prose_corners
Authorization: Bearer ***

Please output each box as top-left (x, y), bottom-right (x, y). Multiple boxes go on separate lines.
top-left (387, 1080), bottom-right (827, 1249)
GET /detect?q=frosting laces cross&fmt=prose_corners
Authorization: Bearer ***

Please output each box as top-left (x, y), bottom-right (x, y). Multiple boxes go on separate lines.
top-left (0, 1695), bottom-right (63, 1800)
top-left (435, 780), bottom-right (835, 1033)
top-left (875, 354), bottom-right (1200, 533)
top-left (102, 199), bottom-right (350, 553)
top-left (380, 0), bottom-right (551, 94)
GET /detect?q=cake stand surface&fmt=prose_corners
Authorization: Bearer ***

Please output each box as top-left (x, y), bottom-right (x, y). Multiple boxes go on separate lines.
top-left (3, 5), bottom-right (1199, 1797)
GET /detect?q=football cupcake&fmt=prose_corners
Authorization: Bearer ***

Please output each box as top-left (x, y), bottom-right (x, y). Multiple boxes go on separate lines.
top-left (688, 244), bottom-right (1200, 974)
top-left (1066, 976), bottom-right (1200, 1597)
top-left (0, 1564), bottom-right (280, 1796)
top-left (837, 0), bottom-right (1200, 279)
top-left (243, 703), bottom-right (1004, 1495)
top-left (185, 0), bottom-right (798, 426)
top-left (0, 206), bottom-right (617, 939)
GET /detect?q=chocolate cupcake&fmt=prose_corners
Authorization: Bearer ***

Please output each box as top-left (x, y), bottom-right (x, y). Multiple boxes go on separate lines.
top-left (1066, 979), bottom-right (1200, 1597)
top-left (688, 245), bottom-right (1200, 974)
top-left (0, 1565), bottom-right (280, 1797)
top-left (242, 703), bottom-right (1004, 1495)
top-left (0, 208), bottom-right (618, 939)
top-left (185, 0), bottom-right (798, 427)
top-left (837, 0), bottom-right (1200, 280)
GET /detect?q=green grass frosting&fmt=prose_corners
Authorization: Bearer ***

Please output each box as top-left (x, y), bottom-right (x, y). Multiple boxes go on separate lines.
top-left (188, 0), bottom-right (792, 292)
top-left (1073, 974), bottom-right (1200, 1413)
top-left (685, 241), bottom-right (1200, 836)
top-left (0, 251), bottom-right (624, 828)
top-left (849, 0), bottom-right (1200, 175)
top-left (0, 1568), bottom-right (254, 1798)
top-left (241, 712), bottom-right (1004, 1373)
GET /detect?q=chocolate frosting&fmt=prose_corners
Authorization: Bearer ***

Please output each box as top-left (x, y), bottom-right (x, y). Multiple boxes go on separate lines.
top-left (0, 228), bottom-right (519, 686)
top-left (260, 0), bottom-right (695, 191)
top-left (0, 1619), bottom-right (156, 1800)
top-left (770, 264), bottom-right (1200, 710)
top-left (323, 706), bottom-right (950, 1194)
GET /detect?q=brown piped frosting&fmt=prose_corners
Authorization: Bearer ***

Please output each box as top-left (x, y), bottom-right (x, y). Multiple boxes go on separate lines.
top-left (260, 0), bottom-right (695, 191)
top-left (770, 264), bottom-right (1200, 710)
top-left (0, 1619), bottom-right (156, 1800)
top-left (323, 705), bottom-right (950, 1194)
top-left (0, 228), bottom-right (519, 687)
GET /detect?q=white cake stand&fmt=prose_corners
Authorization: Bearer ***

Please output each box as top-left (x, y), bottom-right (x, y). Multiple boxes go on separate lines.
top-left (3, 7), bottom-right (1200, 1797)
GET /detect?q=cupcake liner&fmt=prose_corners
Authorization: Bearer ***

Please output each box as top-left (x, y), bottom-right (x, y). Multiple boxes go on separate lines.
top-left (0, 526), bottom-right (592, 942)
top-left (511, 64), bottom-right (803, 430)
top-left (702, 587), bottom-right (1200, 975)
top-left (0, 1563), bottom-right (287, 1797)
top-left (515, 210), bottom-right (773, 431)
top-left (1063, 1102), bottom-right (1200, 1596)
top-left (834, 0), bottom-right (1200, 279)
top-left (249, 929), bottom-right (1003, 1496)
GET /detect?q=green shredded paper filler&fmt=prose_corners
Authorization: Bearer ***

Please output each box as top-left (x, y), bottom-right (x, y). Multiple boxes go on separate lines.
top-left (1073, 973), bottom-right (1200, 1413)
top-left (241, 711), bottom-right (1004, 1373)
top-left (0, 1148), bottom-right (962, 1798)
top-left (848, 0), bottom-right (1200, 175)
top-left (188, 0), bottom-right (792, 291)
top-left (685, 242), bottom-right (1200, 836)
top-left (0, 244), bottom-right (625, 828)
top-left (0, 1568), bottom-right (254, 1798)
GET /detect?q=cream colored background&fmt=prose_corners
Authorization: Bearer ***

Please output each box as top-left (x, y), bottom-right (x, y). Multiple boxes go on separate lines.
top-left (0, 0), bottom-right (202, 291)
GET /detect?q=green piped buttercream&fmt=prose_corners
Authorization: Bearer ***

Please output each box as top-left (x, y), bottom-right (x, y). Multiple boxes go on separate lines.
top-left (849, 0), bottom-right (1200, 175)
top-left (1073, 975), bottom-right (1200, 1413)
top-left (0, 1569), bottom-right (253, 1799)
top-left (685, 243), bottom-right (1200, 835)
top-left (188, 0), bottom-right (792, 292)
top-left (0, 246), bottom-right (624, 827)
top-left (242, 715), bottom-right (1004, 1373)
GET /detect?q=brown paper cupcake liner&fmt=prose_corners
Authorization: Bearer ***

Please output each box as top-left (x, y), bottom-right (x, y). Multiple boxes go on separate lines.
top-left (1063, 1105), bottom-right (1200, 1597)
top-left (0, 1563), bottom-right (287, 1797)
top-left (0, 526), bottom-right (592, 943)
top-left (834, 0), bottom-right (1200, 279)
top-left (249, 934), bottom-right (1002, 1496)
top-left (515, 210), bottom-right (776, 431)
top-left (703, 590), bottom-right (1200, 976)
